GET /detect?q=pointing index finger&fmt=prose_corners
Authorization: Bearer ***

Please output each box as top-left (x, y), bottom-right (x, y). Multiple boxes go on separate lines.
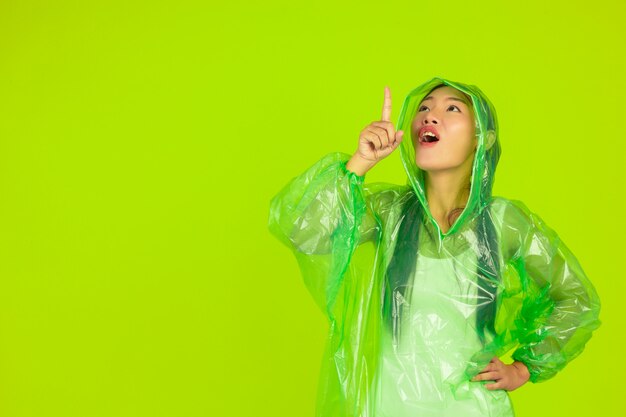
top-left (381, 86), bottom-right (392, 122)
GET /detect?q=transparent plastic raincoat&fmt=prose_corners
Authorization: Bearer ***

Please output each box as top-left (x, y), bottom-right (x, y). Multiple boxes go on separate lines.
top-left (268, 77), bottom-right (601, 417)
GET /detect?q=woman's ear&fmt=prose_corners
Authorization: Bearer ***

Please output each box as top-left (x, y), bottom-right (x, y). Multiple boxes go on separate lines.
top-left (484, 130), bottom-right (496, 150)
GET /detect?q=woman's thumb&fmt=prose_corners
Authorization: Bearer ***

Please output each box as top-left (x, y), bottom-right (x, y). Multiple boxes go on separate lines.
top-left (395, 130), bottom-right (404, 144)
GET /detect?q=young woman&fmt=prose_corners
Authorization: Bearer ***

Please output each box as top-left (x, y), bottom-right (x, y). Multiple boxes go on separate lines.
top-left (268, 77), bottom-right (601, 417)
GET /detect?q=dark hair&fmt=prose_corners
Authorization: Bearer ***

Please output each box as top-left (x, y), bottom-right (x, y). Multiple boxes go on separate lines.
top-left (421, 83), bottom-right (473, 109)
top-left (383, 191), bottom-right (499, 346)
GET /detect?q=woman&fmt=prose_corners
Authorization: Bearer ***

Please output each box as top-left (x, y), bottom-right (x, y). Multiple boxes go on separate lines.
top-left (268, 77), bottom-right (601, 417)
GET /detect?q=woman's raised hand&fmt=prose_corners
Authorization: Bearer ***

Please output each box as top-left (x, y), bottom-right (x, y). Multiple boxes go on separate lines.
top-left (346, 86), bottom-right (404, 176)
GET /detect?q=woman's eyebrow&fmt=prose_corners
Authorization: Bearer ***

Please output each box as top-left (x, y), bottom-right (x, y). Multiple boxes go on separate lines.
top-left (421, 96), bottom-right (469, 105)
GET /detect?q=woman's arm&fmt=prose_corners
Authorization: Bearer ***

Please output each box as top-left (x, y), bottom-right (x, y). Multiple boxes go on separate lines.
top-left (504, 200), bottom-right (602, 383)
top-left (268, 152), bottom-right (402, 315)
top-left (269, 152), bottom-right (373, 255)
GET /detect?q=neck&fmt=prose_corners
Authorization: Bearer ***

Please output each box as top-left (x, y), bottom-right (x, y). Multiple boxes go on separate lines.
top-left (425, 167), bottom-right (472, 223)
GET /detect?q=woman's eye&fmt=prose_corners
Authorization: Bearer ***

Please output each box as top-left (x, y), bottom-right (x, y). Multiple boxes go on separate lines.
top-left (417, 105), bottom-right (461, 112)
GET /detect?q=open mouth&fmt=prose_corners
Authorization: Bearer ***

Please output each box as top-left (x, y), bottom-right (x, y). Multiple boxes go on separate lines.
top-left (419, 131), bottom-right (440, 143)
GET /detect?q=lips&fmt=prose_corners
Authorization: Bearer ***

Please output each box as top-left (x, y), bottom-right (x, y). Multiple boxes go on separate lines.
top-left (418, 126), bottom-right (440, 144)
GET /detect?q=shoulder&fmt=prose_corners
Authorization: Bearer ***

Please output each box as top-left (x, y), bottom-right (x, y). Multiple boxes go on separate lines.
top-left (362, 183), bottom-right (413, 225)
top-left (488, 197), bottom-right (536, 258)
top-left (363, 182), bottom-right (412, 206)
top-left (363, 181), bottom-right (411, 195)
top-left (489, 196), bottom-right (534, 225)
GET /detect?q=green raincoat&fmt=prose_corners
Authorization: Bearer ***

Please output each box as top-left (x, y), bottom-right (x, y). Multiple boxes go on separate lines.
top-left (268, 77), bottom-right (601, 417)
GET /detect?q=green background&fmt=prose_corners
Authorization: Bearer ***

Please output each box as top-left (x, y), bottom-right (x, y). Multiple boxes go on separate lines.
top-left (0, 0), bottom-right (624, 416)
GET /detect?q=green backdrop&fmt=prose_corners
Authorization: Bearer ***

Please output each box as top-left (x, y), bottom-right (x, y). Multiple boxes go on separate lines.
top-left (0, 0), bottom-right (624, 416)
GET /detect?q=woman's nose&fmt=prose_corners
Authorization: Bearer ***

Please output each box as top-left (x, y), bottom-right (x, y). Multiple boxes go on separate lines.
top-left (421, 109), bottom-right (441, 124)
top-left (423, 113), bottom-right (439, 124)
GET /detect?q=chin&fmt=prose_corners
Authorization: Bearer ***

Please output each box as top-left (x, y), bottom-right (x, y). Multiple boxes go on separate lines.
top-left (415, 161), bottom-right (442, 172)
top-left (415, 156), bottom-right (464, 172)
top-left (415, 153), bottom-right (439, 170)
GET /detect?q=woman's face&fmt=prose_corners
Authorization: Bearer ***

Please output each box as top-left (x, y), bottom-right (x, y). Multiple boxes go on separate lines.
top-left (411, 85), bottom-right (477, 173)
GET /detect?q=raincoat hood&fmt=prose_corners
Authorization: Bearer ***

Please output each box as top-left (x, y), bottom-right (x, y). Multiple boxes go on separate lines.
top-left (396, 77), bottom-right (501, 240)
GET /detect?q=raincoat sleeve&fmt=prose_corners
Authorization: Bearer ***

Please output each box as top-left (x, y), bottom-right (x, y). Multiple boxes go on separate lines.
top-left (504, 200), bottom-right (601, 383)
top-left (268, 152), bottom-right (398, 317)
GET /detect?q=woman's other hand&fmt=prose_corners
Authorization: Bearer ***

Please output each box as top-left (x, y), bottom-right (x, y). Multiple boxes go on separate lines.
top-left (471, 356), bottom-right (531, 391)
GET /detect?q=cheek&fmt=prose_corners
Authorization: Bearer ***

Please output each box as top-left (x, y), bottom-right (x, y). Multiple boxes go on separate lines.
top-left (456, 134), bottom-right (476, 155)
top-left (411, 114), bottom-right (424, 127)
top-left (452, 119), bottom-right (475, 143)
top-left (444, 125), bottom-right (476, 159)
top-left (410, 119), bottom-right (422, 143)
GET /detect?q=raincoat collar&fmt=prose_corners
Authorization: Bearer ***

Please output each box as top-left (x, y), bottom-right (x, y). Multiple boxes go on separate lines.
top-left (396, 77), bottom-right (501, 244)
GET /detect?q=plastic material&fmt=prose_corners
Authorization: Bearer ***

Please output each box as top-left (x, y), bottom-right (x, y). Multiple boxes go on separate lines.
top-left (268, 77), bottom-right (601, 417)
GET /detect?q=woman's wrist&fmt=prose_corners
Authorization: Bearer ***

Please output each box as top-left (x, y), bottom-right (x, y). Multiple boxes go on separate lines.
top-left (512, 361), bottom-right (530, 381)
top-left (346, 154), bottom-right (376, 177)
